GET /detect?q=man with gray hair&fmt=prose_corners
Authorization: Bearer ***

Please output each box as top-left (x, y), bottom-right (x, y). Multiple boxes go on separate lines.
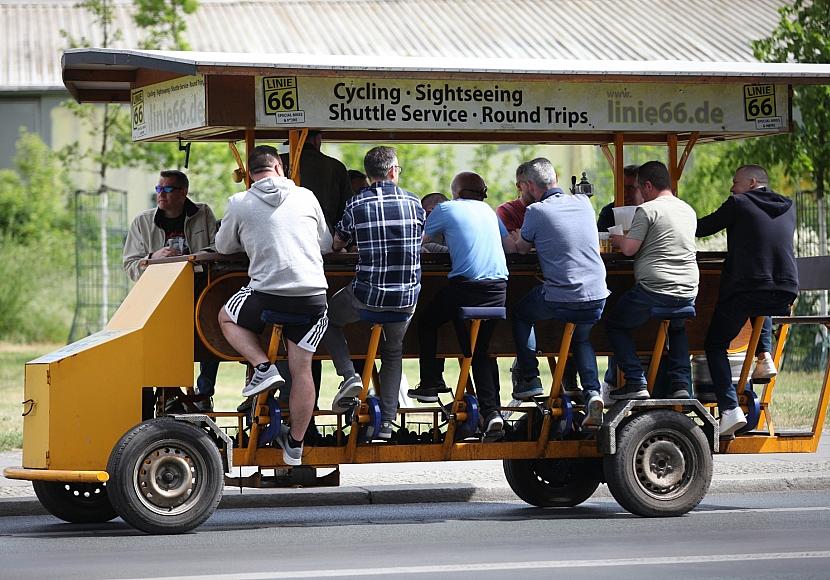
top-left (697, 164), bottom-right (798, 436)
top-left (324, 146), bottom-right (425, 440)
top-left (511, 158), bottom-right (609, 427)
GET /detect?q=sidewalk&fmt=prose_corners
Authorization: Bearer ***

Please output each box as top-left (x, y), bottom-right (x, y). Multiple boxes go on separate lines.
top-left (2, 436), bottom-right (829, 517)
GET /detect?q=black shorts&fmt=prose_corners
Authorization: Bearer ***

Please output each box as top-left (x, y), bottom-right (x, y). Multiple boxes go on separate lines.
top-left (223, 287), bottom-right (328, 352)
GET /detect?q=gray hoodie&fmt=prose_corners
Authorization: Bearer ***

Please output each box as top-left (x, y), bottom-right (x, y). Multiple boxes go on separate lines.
top-left (216, 176), bottom-right (332, 296)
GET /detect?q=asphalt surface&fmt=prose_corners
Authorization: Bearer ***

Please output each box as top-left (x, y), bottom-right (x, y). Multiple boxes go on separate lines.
top-left (1, 435), bottom-right (829, 517)
top-left (1, 490), bottom-right (829, 579)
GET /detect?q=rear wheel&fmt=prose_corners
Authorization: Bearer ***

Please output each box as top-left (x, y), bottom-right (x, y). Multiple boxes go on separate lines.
top-left (107, 418), bottom-right (224, 534)
top-left (33, 480), bottom-right (117, 523)
top-left (604, 409), bottom-right (712, 517)
top-left (503, 412), bottom-right (601, 507)
top-left (503, 457), bottom-right (601, 507)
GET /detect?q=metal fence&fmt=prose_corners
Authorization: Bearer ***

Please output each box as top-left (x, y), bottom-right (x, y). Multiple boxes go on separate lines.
top-left (783, 191), bottom-right (829, 372)
top-left (68, 187), bottom-right (129, 343)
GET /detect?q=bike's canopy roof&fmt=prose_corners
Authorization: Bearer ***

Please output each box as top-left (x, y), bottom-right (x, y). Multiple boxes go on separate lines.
top-left (62, 48), bottom-right (830, 145)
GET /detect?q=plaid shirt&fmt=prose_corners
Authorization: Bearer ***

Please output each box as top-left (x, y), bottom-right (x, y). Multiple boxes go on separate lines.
top-left (335, 181), bottom-right (425, 309)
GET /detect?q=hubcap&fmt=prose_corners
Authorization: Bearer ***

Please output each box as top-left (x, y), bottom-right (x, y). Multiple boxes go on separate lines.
top-left (633, 430), bottom-right (694, 500)
top-left (134, 442), bottom-right (204, 515)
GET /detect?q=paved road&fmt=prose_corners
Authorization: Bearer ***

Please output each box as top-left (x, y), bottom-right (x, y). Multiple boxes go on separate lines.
top-left (1, 490), bottom-right (828, 579)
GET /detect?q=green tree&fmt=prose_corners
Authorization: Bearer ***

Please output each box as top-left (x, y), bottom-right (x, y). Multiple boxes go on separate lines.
top-left (134, 0), bottom-right (198, 50)
top-left (736, 0), bottom-right (830, 196)
top-left (0, 131), bottom-right (72, 242)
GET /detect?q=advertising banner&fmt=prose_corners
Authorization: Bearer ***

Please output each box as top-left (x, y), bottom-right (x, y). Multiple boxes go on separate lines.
top-left (255, 75), bottom-right (788, 133)
top-left (131, 75), bottom-right (206, 140)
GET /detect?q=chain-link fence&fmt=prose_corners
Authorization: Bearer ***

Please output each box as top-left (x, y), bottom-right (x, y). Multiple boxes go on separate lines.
top-left (68, 187), bottom-right (130, 343)
top-left (782, 191), bottom-right (829, 372)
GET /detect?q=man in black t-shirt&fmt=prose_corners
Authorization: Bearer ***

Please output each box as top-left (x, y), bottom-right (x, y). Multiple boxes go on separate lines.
top-left (122, 170), bottom-right (218, 409)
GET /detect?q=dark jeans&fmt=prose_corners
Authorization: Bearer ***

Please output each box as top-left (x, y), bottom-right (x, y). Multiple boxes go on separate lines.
top-left (704, 291), bottom-right (793, 411)
top-left (418, 278), bottom-right (507, 416)
top-left (606, 284), bottom-right (695, 388)
top-left (511, 285), bottom-right (605, 394)
top-left (196, 358), bottom-right (220, 396)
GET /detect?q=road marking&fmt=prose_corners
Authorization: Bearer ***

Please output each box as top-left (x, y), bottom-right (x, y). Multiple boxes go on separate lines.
top-left (695, 506), bottom-right (830, 515)
top-left (110, 551), bottom-right (830, 579)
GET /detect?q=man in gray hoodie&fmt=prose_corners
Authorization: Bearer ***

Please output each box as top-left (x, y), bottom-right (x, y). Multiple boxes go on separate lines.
top-left (216, 145), bottom-right (332, 466)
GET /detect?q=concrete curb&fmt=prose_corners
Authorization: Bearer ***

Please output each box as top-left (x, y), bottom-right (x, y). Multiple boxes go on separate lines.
top-left (2, 475), bottom-right (829, 519)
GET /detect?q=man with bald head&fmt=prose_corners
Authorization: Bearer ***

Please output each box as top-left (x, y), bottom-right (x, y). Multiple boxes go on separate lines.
top-left (409, 171), bottom-right (516, 438)
top-left (697, 164), bottom-right (798, 436)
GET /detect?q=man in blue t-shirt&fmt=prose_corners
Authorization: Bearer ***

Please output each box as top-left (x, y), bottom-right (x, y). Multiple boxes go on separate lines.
top-left (511, 158), bottom-right (610, 428)
top-left (409, 171), bottom-right (517, 438)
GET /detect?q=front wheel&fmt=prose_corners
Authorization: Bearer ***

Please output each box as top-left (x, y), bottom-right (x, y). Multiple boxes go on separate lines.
top-left (33, 480), bottom-right (117, 523)
top-left (604, 409), bottom-right (712, 517)
top-left (107, 418), bottom-right (224, 534)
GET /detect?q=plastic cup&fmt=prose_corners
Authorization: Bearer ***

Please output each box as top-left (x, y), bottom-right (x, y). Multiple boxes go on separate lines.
top-left (608, 224), bottom-right (624, 236)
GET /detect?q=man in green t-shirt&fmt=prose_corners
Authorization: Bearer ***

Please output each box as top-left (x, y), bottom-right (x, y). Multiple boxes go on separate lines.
top-left (606, 161), bottom-right (699, 400)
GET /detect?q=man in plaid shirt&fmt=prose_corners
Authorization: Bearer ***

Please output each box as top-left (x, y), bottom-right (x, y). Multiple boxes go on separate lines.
top-left (323, 146), bottom-right (425, 440)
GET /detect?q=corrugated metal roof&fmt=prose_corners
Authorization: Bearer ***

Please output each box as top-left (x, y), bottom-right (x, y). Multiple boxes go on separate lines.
top-left (2, 0), bottom-right (790, 92)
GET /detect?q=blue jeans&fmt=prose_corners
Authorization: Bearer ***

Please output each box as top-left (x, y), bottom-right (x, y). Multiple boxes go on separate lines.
top-left (704, 291), bottom-right (793, 411)
top-left (605, 285), bottom-right (694, 388)
top-left (196, 358), bottom-right (220, 396)
top-left (511, 285), bottom-right (605, 394)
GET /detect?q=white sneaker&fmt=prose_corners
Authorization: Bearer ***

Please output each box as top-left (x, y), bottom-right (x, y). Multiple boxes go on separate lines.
top-left (719, 407), bottom-right (747, 437)
top-left (241, 364), bottom-right (284, 397)
top-left (331, 374), bottom-right (364, 412)
top-left (582, 392), bottom-right (604, 429)
top-left (752, 353), bottom-right (777, 380)
top-left (273, 425), bottom-right (303, 466)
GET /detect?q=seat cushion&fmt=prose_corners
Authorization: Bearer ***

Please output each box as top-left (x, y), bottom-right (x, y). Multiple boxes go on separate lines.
top-left (649, 305), bottom-right (696, 320)
top-left (358, 310), bottom-right (412, 324)
top-left (458, 306), bottom-right (507, 320)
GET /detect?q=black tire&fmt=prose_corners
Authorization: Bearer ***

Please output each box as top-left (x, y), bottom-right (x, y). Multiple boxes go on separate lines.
top-left (503, 457), bottom-right (601, 507)
top-left (604, 409), bottom-right (712, 517)
top-left (106, 418), bottom-right (224, 534)
top-left (32, 480), bottom-right (117, 523)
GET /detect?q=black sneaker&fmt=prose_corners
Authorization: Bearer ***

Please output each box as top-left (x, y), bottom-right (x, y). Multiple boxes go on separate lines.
top-left (610, 382), bottom-right (650, 401)
top-left (407, 382), bottom-right (451, 403)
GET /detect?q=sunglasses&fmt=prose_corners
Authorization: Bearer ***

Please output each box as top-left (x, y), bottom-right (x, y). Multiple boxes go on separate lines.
top-left (155, 185), bottom-right (181, 194)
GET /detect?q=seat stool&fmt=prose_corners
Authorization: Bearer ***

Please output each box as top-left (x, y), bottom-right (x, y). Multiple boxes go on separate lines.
top-left (246, 310), bottom-right (311, 463)
top-left (645, 305), bottom-right (696, 394)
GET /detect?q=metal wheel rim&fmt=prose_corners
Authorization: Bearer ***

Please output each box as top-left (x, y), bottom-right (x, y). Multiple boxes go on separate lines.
top-left (631, 428), bottom-right (696, 501)
top-left (132, 438), bottom-right (206, 516)
top-left (60, 481), bottom-right (108, 505)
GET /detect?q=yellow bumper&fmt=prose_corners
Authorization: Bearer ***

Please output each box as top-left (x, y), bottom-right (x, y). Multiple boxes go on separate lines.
top-left (3, 467), bottom-right (109, 483)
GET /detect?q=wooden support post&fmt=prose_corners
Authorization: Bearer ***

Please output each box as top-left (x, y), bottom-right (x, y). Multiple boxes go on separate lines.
top-left (288, 128), bottom-right (309, 187)
top-left (443, 319), bottom-right (481, 459)
top-left (244, 128), bottom-right (255, 188)
top-left (614, 133), bottom-right (625, 207)
top-left (346, 323), bottom-right (383, 462)
top-left (537, 323), bottom-right (575, 455)
top-left (736, 317), bottom-right (766, 397)
top-left (646, 321), bottom-right (669, 394)
top-left (668, 134), bottom-right (679, 194)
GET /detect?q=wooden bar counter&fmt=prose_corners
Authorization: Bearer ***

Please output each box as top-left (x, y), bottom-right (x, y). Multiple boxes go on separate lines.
top-left (181, 251), bottom-right (742, 362)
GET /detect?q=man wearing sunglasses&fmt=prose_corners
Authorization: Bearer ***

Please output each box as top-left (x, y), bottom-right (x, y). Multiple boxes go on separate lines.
top-left (123, 169), bottom-right (219, 410)
top-left (410, 171), bottom-right (517, 439)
